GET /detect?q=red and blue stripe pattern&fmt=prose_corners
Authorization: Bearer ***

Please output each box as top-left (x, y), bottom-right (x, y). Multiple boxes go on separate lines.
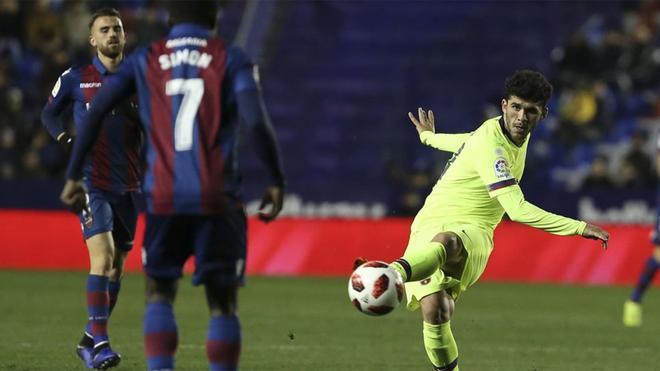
top-left (137, 30), bottom-right (231, 214)
top-left (86, 274), bottom-right (110, 345)
top-left (487, 178), bottom-right (517, 192)
top-left (207, 315), bottom-right (241, 371)
top-left (75, 59), bottom-right (142, 193)
top-left (144, 302), bottom-right (178, 371)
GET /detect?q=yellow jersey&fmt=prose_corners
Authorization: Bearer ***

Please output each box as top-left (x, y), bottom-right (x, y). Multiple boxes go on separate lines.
top-left (412, 116), bottom-right (584, 237)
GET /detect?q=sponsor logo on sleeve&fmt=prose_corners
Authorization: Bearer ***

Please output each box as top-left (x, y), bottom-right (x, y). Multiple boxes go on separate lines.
top-left (494, 157), bottom-right (512, 179)
top-left (51, 68), bottom-right (71, 97)
top-left (51, 77), bottom-right (61, 97)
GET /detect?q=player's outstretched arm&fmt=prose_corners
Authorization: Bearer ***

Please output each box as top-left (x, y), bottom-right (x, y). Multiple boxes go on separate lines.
top-left (497, 187), bottom-right (609, 249)
top-left (409, 107), bottom-right (470, 153)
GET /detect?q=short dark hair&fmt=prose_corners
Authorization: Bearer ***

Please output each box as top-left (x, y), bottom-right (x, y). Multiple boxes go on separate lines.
top-left (504, 70), bottom-right (553, 106)
top-left (88, 7), bottom-right (121, 30)
top-left (168, 0), bottom-right (218, 29)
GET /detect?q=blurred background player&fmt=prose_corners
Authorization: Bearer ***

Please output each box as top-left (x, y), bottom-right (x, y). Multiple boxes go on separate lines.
top-left (60, 1), bottom-right (285, 370)
top-left (40, 7), bottom-right (140, 369)
top-left (623, 132), bottom-right (660, 327)
top-left (356, 70), bottom-right (610, 371)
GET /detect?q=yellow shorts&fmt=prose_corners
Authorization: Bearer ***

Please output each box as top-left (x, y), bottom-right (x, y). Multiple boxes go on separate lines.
top-left (404, 222), bottom-right (493, 311)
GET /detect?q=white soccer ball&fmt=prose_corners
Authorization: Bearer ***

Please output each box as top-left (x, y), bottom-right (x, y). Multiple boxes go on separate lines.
top-left (348, 260), bottom-right (404, 316)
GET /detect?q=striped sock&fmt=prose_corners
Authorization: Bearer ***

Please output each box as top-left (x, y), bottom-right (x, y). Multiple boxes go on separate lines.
top-left (144, 302), bottom-right (178, 371)
top-left (108, 280), bottom-right (121, 314)
top-left (630, 257), bottom-right (660, 303)
top-left (86, 275), bottom-right (110, 348)
top-left (207, 315), bottom-right (241, 371)
top-left (81, 279), bottom-right (121, 348)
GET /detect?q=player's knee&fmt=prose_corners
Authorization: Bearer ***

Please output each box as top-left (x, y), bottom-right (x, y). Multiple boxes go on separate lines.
top-left (89, 255), bottom-right (114, 276)
top-left (432, 232), bottom-right (463, 260)
top-left (146, 277), bottom-right (178, 304)
top-left (205, 282), bottom-right (238, 316)
top-left (109, 266), bottom-right (124, 281)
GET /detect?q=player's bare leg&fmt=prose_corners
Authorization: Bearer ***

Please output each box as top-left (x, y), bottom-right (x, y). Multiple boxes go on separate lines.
top-left (204, 281), bottom-right (241, 371)
top-left (80, 232), bottom-right (121, 369)
top-left (624, 246), bottom-right (660, 327)
top-left (144, 277), bottom-right (179, 371)
top-left (107, 249), bottom-right (128, 328)
top-left (109, 249), bottom-right (127, 282)
top-left (87, 232), bottom-right (115, 276)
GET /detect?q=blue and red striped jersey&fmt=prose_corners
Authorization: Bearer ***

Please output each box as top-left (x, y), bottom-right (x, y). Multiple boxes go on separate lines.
top-left (67, 23), bottom-right (285, 215)
top-left (42, 56), bottom-right (142, 193)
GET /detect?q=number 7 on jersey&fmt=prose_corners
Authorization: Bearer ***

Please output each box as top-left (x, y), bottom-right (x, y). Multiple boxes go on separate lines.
top-left (165, 78), bottom-right (204, 151)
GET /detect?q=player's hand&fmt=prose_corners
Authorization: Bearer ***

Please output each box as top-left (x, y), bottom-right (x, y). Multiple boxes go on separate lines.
top-left (581, 223), bottom-right (609, 249)
top-left (60, 179), bottom-right (88, 214)
top-left (408, 107), bottom-right (436, 135)
top-left (258, 185), bottom-right (284, 222)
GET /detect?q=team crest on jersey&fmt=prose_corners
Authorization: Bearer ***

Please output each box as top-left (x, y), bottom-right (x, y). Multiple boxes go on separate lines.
top-left (494, 157), bottom-right (512, 179)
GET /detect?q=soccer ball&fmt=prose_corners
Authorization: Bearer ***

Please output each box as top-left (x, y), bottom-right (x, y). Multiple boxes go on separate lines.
top-left (348, 260), bottom-right (404, 316)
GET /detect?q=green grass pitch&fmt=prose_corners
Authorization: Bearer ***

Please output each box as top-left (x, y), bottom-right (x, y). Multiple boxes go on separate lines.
top-left (0, 270), bottom-right (658, 370)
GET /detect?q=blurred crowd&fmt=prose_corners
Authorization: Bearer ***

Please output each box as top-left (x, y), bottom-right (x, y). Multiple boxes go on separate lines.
top-left (1, 0), bottom-right (659, 216)
top-left (0, 0), bottom-right (173, 179)
top-left (0, 0), bottom-right (243, 180)
top-left (392, 0), bottom-right (660, 215)
top-left (542, 0), bottom-right (660, 192)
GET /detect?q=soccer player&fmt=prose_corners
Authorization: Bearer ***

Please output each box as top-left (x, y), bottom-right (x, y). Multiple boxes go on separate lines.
top-left (623, 133), bottom-right (660, 327)
top-left (60, 2), bottom-right (285, 370)
top-left (357, 70), bottom-right (609, 371)
top-left (41, 8), bottom-right (140, 369)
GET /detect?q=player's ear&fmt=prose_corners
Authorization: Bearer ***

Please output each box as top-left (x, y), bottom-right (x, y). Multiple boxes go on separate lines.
top-left (501, 98), bottom-right (507, 113)
top-left (89, 34), bottom-right (96, 48)
top-left (541, 106), bottom-right (548, 119)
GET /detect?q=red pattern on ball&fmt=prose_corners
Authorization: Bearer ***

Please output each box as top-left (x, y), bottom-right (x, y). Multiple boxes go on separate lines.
top-left (372, 274), bottom-right (389, 299)
top-left (395, 281), bottom-right (404, 301)
top-left (367, 305), bottom-right (394, 315)
top-left (351, 273), bottom-right (365, 292)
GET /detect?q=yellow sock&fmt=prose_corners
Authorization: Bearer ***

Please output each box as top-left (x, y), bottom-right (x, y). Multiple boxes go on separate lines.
top-left (423, 321), bottom-right (458, 370)
top-left (391, 242), bottom-right (446, 282)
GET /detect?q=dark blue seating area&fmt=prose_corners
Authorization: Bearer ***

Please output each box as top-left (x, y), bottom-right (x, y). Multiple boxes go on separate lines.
top-left (0, 1), bottom-right (650, 216)
top-left (240, 1), bottom-right (628, 205)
